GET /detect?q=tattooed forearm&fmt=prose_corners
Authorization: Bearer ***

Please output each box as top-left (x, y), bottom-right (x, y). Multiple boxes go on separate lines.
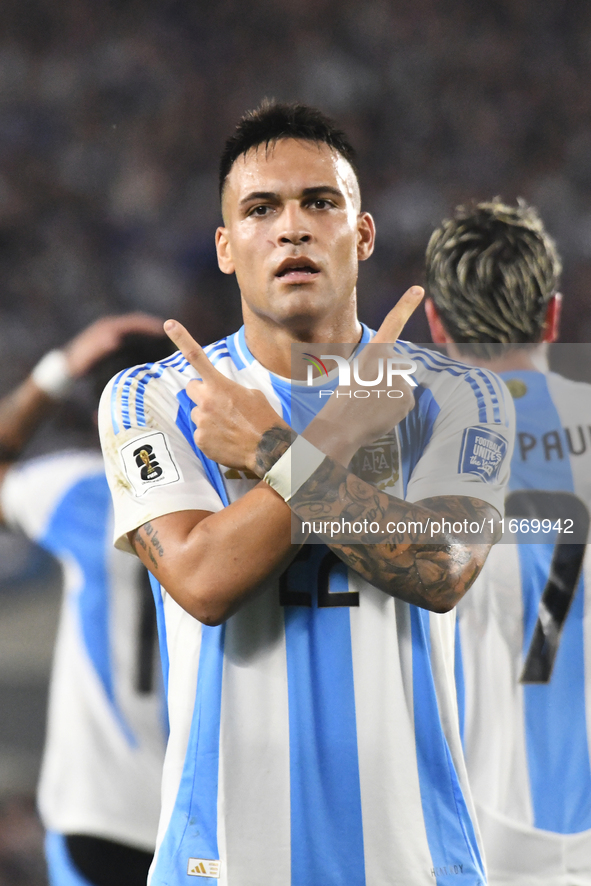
top-left (254, 426), bottom-right (297, 477)
top-left (290, 456), bottom-right (498, 612)
top-left (131, 521), bottom-right (165, 571)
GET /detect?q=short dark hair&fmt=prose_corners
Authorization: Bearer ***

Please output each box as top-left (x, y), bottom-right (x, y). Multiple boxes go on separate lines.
top-left (219, 99), bottom-right (359, 199)
top-left (425, 198), bottom-right (562, 352)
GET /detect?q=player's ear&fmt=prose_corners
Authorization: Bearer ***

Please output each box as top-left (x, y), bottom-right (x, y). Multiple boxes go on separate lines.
top-left (540, 292), bottom-right (562, 343)
top-left (357, 212), bottom-right (376, 261)
top-left (215, 227), bottom-right (235, 275)
top-left (424, 298), bottom-right (453, 344)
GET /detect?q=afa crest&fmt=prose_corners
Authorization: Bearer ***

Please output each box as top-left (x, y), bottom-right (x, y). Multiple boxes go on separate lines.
top-left (351, 431), bottom-right (400, 491)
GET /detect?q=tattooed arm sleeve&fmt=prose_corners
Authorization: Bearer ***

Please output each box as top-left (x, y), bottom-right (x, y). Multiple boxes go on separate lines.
top-left (285, 449), bottom-right (500, 612)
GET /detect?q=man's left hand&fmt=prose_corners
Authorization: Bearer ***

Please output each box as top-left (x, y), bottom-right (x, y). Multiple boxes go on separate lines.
top-left (163, 320), bottom-right (289, 473)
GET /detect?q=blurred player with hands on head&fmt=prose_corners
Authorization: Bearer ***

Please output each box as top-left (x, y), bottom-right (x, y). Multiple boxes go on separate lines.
top-left (100, 102), bottom-right (514, 885)
top-left (0, 314), bottom-right (170, 886)
top-left (425, 199), bottom-right (591, 886)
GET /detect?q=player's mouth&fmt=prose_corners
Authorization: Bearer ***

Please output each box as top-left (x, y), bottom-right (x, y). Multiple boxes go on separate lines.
top-left (275, 257), bottom-right (321, 283)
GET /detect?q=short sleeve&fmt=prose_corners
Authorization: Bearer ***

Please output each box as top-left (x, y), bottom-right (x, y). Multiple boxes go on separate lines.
top-left (1, 451), bottom-right (105, 541)
top-left (405, 370), bottom-right (516, 515)
top-left (98, 366), bottom-right (224, 552)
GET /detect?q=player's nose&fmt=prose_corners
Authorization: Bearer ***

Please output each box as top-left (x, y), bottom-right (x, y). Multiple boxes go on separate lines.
top-left (276, 201), bottom-right (312, 246)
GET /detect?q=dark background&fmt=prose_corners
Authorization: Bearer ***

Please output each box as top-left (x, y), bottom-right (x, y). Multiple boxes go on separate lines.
top-left (2, 1), bottom-right (591, 882)
top-left (2, 0), bottom-right (591, 397)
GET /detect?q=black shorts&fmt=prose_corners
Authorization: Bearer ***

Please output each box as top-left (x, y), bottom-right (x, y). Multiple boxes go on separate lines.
top-left (66, 834), bottom-right (153, 886)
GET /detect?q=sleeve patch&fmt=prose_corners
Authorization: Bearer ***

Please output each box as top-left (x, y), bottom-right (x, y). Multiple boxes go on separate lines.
top-left (119, 431), bottom-right (183, 497)
top-left (458, 426), bottom-right (508, 483)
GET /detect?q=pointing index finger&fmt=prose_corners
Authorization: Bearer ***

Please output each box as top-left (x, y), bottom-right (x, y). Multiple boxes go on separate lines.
top-left (372, 286), bottom-right (424, 345)
top-left (163, 320), bottom-right (217, 379)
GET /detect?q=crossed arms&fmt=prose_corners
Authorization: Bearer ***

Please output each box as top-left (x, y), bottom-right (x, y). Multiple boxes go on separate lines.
top-left (123, 292), bottom-right (504, 624)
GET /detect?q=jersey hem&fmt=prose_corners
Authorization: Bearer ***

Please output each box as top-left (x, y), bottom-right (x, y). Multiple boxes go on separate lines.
top-left (45, 816), bottom-right (157, 854)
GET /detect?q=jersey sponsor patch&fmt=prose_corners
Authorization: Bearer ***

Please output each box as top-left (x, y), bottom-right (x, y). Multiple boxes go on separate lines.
top-left (119, 431), bottom-right (182, 497)
top-left (458, 426), bottom-right (508, 483)
top-left (187, 858), bottom-right (221, 878)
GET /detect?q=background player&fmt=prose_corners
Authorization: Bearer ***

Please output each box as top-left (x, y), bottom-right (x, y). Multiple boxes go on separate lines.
top-left (0, 314), bottom-right (171, 886)
top-left (425, 199), bottom-right (591, 885)
top-left (100, 102), bottom-right (515, 885)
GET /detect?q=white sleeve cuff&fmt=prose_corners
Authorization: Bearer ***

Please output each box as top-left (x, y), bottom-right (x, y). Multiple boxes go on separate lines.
top-left (31, 350), bottom-right (73, 398)
top-left (263, 435), bottom-right (327, 501)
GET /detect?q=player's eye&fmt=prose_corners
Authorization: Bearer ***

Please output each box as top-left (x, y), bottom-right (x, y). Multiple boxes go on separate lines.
top-left (250, 204), bottom-right (273, 217)
top-left (309, 199), bottom-right (331, 209)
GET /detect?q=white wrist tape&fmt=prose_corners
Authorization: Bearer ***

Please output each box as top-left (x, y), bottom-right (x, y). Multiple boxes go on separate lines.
top-left (31, 350), bottom-right (73, 398)
top-left (263, 434), bottom-right (327, 501)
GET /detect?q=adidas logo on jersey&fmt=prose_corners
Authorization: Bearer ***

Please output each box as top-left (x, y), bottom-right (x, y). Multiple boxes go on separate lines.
top-left (187, 857), bottom-right (221, 877)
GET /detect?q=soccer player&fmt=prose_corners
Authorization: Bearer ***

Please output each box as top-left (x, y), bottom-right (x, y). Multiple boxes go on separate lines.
top-left (99, 102), bottom-right (514, 885)
top-left (425, 199), bottom-right (591, 885)
top-left (0, 314), bottom-right (170, 886)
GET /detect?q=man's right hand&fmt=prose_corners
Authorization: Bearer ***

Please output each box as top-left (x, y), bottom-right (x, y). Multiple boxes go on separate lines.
top-left (303, 286), bottom-right (424, 465)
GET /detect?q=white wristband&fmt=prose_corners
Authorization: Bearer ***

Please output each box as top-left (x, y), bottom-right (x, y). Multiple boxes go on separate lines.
top-left (263, 435), bottom-right (327, 501)
top-left (31, 350), bottom-right (73, 398)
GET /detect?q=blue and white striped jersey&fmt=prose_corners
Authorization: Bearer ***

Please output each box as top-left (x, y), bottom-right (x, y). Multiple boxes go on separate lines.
top-left (99, 327), bottom-right (514, 886)
top-left (1, 452), bottom-right (167, 851)
top-left (456, 370), bottom-right (591, 885)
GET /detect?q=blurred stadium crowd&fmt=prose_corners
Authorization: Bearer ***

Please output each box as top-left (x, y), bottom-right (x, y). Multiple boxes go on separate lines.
top-left (1, 0), bottom-right (591, 406)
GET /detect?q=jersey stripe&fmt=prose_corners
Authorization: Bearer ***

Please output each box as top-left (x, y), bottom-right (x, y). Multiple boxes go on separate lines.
top-left (149, 572), bottom-right (170, 703)
top-left (175, 390), bottom-right (229, 504)
top-left (397, 343), bottom-right (507, 425)
top-left (485, 368), bottom-right (510, 427)
top-left (120, 365), bottom-right (151, 430)
top-left (151, 625), bottom-right (226, 882)
top-left (404, 351), bottom-right (491, 422)
top-left (454, 618), bottom-right (466, 747)
top-left (473, 369), bottom-right (501, 424)
top-left (205, 340), bottom-right (231, 368)
top-left (519, 546), bottom-right (591, 832)
top-left (512, 374), bottom-right (591, 833)
top-left (399, 385), bottom-right (440, 496)
top-left (283, 553), bottom-right (365, 886)
top-left (110, 353), bottom-right (186, 433)
top-left (42, 474), bottom-right (136, 746)
top-left (204, 340), bottom-right (227, 355)
top-left (237, 326), bottom-right (255, 366)
top-left (134, 353), bottom-right (189, 428)
top-left (210, 350), bottom-right (231, 367)
top-left (225, 331), bottom-right (246, 371)
top-left (218, 592), bottom-right (292, 886)
top-left (109, 367), bottom-right (129, 435)
top-left (410, 608), bottom-right (485, 883)
top-left (350, 588), bottom-right (436, 880)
